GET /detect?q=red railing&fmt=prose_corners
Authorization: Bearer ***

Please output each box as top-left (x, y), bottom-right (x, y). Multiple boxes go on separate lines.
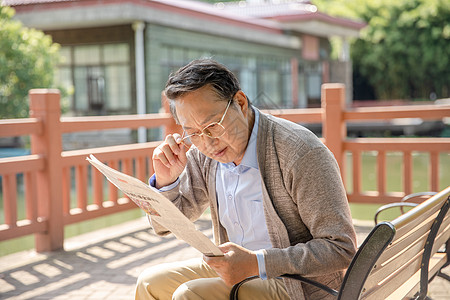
top-left (0, 90), bottom-right (176, 252)
top-left (342, 96), bottom-right (449, 204)
top-left (0, 84), bottom-right (449, 252)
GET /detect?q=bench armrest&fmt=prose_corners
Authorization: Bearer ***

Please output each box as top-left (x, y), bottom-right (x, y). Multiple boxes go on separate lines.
top-left (374, 202), bottom-right (418, 225)
top-left (280, 274), bottom-right (339, 297)
top-left (229, 274), bottom-right (338, 300)
top-left (374, 192), bottom-right (437, 225)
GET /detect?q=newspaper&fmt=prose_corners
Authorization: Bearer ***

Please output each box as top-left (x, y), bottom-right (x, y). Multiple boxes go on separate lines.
top-left (86, 154), bottom-right (223, 257)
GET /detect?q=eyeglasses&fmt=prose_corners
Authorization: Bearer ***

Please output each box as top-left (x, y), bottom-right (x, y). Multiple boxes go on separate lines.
top-left (181, 99), bottom-right (232, 146)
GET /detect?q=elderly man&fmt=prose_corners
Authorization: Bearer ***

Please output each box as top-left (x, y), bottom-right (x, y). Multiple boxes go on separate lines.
top-left (135, 59), bottom-right (356, 300)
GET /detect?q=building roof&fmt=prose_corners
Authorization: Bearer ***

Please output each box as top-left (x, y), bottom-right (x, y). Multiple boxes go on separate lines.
top-left (218, 0), bottom-right (365, 38)
top-left (218, 0), bottom-right (317, 18)
top-left (2, 0), bottom-right (302, 49)
top-left (1, 0), bottom-right (364, 44)
top-left (2, 0), bottom-right (70, 4)
top-left (1, 0), bottom-right (284, 33)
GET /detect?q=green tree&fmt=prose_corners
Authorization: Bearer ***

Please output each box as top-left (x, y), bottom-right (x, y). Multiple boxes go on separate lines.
top-left (353, 0), bottom-right (450, 100)
top-left (0, 6), bottom-right (61, 119)
top-left (315, 0), bottom-right (450, 100)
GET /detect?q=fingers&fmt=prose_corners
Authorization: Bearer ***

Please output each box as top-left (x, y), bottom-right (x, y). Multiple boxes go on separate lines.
top-left (218, 242), bottom-right (233, 252)
top-left (151, 133), bottom-right (190, 188)
top-left (204, 242), bottom-right (259, 286)
top-left (168, 133), bottom-right (183, 155)
top-left (202, 243), bottom-right (237, 271)
top-left (202, 254), bottom-right (217, 266)
top-left (153, 134), bottom-right (186, 168)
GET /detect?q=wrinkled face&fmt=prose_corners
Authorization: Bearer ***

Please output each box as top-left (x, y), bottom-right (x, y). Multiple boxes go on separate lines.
top-left (174, 85), bottom-right (251, 165)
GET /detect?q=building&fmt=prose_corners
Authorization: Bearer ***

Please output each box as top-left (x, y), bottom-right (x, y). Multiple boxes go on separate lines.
top-left (3, 0), bottom-right (364, 144)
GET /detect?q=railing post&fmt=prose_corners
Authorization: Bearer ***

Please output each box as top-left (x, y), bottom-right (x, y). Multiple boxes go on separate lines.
top-left (162, 92), bottom-right (182, 136)
top-left (322, 83), bottom-right (347, 182)
top-left (29, 89), bottom-right (64, 252)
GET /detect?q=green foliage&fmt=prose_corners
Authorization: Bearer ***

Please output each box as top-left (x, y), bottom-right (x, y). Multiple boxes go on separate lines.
top-left (315, 0), bottom-right (450, 100)
top-left (0, 6), bottom-right (61, 119)
top-left (353, 0), bottom-right (450, 100)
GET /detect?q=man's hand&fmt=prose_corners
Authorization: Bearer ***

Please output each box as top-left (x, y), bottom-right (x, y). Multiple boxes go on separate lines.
top-left (203, 242), bottom-right (259, 286)
top-left (152, 133), bottom-right (190, 189)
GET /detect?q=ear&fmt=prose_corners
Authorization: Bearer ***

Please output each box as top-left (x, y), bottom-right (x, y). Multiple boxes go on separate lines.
top-left (234, 90), bottom-right (249, 117)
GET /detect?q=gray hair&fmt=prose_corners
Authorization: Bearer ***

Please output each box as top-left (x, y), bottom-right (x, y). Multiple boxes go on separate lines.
top-left (164, 58), bottom-right (242, 122)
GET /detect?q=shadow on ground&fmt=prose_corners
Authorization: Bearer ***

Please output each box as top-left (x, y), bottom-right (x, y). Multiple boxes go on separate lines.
top-left (1, 219), bottom-right (448, 299)
top-left (0, 219), bottom-right (211, 300)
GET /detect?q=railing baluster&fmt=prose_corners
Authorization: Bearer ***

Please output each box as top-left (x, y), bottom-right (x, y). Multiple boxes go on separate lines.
top-left (122, 158), bottom-right (133, 204)
top-left (24, 171), bottom-right (37, 222)
top-left (430, 152), bottom-right (439, 192)
top-left (136, 156), bottom-right (146, 182)
top-left (108, 160), bottom-right (118, 204)
top-left (92, 164), bottom-right (104, 207)
top-left (377, 151), bottom-right (386, 197)
top-left (62, 167), bottom-right (71, 215)
top-left (76, 164), bottom-right (87, 210)
top-left (404, 151), bottom-right (413, 195)
top-left (147, 156), bottom-right (153, 180)
top-left (123, 158), bottom-right (132, 176)
top-left (353, 151), bottom-right (361, 195)
top-left (3, 174), bottom-right (18, 227)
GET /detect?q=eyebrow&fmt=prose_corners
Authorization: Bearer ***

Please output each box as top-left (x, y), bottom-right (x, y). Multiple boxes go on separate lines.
top-left (182, 109), bottom-right (223, 130)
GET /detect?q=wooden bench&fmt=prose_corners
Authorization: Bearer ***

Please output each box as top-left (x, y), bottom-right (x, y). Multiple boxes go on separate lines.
top-left (230, 186), bottom-right (450, 300)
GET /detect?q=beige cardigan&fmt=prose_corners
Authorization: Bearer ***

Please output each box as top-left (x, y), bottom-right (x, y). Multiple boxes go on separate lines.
top-left (154, 108), bottom-right (357, 300)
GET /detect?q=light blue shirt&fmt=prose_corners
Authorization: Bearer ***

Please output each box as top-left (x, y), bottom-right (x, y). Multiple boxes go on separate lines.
top-left (215, 109), bottom-right (271, 279)
top-left (149, 109), bottom-right (271, 279)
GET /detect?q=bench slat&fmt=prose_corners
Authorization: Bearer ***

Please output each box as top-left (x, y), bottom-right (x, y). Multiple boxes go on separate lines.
top-left (366, 214), bottom-right (450, 288)
top-left (364, 234), bottom-right (427, 289)
top-left (393, 202), bottom-right (441, 240)
top-left (430, 222), bottom-right (450, 258)
top-left (375, 214), bottom-right (435, 267)
top-left (386, 253), bottom-right (447, 300)
top-left (362, 250), bottom-right (423, 299)
top-left (364, 221), bottom-right (449, 293)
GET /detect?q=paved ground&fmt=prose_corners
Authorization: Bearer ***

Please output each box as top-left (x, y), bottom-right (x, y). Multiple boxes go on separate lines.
top-left (0, 217), bottom-right (449, 300)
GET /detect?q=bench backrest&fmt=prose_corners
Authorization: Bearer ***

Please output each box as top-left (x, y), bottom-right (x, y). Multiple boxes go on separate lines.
top-left (338, 186), bottom-right (450, 300)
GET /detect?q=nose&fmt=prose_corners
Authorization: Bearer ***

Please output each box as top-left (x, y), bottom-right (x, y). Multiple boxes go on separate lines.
top-left (205, 135), bottom-right (219, 145)
top-left (202, 136), bottom-right (220, 152)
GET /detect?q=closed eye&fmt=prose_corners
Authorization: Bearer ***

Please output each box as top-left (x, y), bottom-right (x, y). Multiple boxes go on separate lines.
top-left (186, 131), bottom-right (201, 136)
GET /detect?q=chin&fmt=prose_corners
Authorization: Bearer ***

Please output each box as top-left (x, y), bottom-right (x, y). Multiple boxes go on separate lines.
top-left (213, 153), bottom-right (235, 164)
top-left (214, 156), bottom-right (233, 164)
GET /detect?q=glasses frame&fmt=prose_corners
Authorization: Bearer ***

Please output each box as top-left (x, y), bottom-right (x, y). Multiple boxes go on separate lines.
top-left (181, 98), bottom-right (233, 146)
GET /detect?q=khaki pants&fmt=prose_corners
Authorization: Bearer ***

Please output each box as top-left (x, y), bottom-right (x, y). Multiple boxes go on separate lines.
top-left (135, 258), bottom-right (289, 300)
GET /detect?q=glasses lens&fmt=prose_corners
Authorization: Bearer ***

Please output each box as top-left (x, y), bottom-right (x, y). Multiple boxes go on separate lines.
top-left (203, 123), bottom-right (225, 138)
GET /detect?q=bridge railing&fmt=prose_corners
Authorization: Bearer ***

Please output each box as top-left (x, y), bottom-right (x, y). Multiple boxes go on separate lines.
top-left (0, 84), bottom-right (449, 252)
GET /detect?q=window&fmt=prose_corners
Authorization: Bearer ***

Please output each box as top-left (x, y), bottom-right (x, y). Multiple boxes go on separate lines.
top-left (303, 61), bottom-right (322, 106)
top-left (159, 46), bottom-right (291, 109)
top-left (55, 43), bottom-right (131, 115)
top-left (259, 69), bottom-right (280, 107)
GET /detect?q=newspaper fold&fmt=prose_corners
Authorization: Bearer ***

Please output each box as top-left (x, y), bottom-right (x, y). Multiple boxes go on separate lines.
top-left (86, 154), bottom-right (223, 257)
